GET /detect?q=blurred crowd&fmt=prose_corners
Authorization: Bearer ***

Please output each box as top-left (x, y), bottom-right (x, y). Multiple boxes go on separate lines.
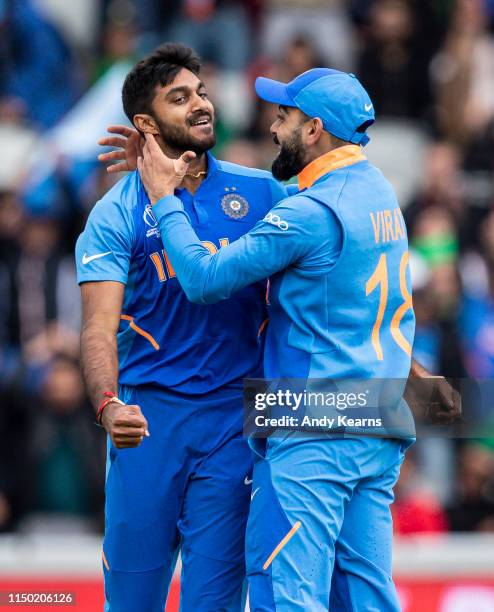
top-left (1, 0), bottom-right (494, 536)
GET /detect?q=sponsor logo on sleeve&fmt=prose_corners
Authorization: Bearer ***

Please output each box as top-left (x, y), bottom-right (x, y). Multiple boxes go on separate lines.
top-left (263, 212), bottom-right (289, 231)
top-left (82, 251), bottom-right (111, 265)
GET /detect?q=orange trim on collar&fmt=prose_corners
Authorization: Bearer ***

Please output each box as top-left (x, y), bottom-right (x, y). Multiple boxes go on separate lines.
top-left (297, 145), bottom-right (366, 190)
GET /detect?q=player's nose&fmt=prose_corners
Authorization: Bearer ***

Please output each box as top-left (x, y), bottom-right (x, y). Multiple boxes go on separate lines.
top-left (191, 92), bottom-right (212, 114)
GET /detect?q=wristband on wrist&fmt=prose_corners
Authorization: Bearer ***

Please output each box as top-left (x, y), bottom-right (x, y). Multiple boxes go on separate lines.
top-left (96, 391), bottom-right (125, 425)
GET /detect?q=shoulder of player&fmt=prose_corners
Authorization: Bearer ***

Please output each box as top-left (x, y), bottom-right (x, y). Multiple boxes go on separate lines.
top-left (216, 159), bottom-right (276, 183)
top-left (329, 160), bottom-right (398, 212)
top-left (90, 171), bottom-right (142, 216)
top-left (97, 170), bottom-right (143, 209)
top-left (302, 160), bottom-right (373, 206)
top-left (86, 171), bottom-right (143, 233)
top-left (215, 160), bottom-right (287, 210)
top-left (274, 193), bottom-right (329, 216)
top-left (269, 194), bottom-right (334, 230)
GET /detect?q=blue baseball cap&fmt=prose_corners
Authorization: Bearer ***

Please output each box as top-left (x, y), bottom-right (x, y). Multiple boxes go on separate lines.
top-left (255, 68), bottom-right (375, 146)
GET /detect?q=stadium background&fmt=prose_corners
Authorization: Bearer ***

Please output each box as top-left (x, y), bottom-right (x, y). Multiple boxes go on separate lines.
top-left (1, 0), bottom-right (494, 610)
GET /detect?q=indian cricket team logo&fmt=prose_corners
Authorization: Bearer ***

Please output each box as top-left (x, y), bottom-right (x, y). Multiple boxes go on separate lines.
top-left (221, 193), bottom-right (249, 219)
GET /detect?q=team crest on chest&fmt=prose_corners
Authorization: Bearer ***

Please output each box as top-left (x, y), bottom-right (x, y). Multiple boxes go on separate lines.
top-left (221, 193), bottom-right (249, 219)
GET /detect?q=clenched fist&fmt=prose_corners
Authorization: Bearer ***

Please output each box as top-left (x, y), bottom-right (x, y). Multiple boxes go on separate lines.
top-left (101, 401), bottom-right (150, 449)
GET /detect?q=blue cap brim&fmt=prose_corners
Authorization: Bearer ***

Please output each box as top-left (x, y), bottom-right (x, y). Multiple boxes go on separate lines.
top-left (255, 77), bottom-right (295, 107)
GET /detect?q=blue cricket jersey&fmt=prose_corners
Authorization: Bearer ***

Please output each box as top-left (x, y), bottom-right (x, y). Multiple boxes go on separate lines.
top-left (76, 152), bottom-right (287, 393)
top-left (152, 145), bottom-right (416, 434)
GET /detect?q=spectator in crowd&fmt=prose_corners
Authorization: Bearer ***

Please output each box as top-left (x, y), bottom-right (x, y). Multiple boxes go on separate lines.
top-left (92, 8), bottom-right (138, 82)
top-left (412, 207), bottom-right (463, 323)
top-left (460, 211), bottom-right (494, 380)
top-left (0, 379), bottom-right (31, 532)
top-left (274, 35), bottom-right (326, 82)
top-left (433, 0), bottom-right (494, 145)
top-left (0, 0), bottom-right (82, 130)
top-left (432, 0), bottom-right (494, 226)
top-left (408, 206), bottom-right (466, 504)
top-left (447, 443), bottom-right (494, 532)
top-left (357, 0), bottom-right (440, 122)
top-left (260, 0), bottom-right (356, 71)
top-left (1, 211), bottom-right (80, 354)
top-left (136, 0), bottom-right (253, 71)
top-left (25, 353), bottom-right (104, 528)
top-left (392, 450), bottom-right (449, 534)
top-left (405, 142), bottom-right (464, 233)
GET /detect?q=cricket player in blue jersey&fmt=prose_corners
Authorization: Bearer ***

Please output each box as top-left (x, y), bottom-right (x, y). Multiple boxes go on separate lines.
top-left (134, 68), bottom-right (423, 611)
top-left (76, 44), bottom-right (287, 612)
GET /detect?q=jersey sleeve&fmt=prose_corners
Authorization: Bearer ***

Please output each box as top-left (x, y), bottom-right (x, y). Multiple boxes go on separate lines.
top-left (268, 177), bottom-right (289, 210)
top-left (285, 183), bottom-right (300, 196)
top-left (75, 195), bottom-right (134, 285)
top-left (153, 193), bottom-right (342, 304)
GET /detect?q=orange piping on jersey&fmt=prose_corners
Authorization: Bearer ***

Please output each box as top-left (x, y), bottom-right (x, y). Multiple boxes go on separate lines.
top-left (102, 550), bottom-right (110, 571)
top-left (121, 315), bottom-right (160, 351)
top-left (265, 279), bottom-right (271, 305)
top-left (263, 521), bottom-right (302, 570)
top-left (297, 145), bottom-right (366, 190)
top-left (258, 318), bottom-right (269, 337)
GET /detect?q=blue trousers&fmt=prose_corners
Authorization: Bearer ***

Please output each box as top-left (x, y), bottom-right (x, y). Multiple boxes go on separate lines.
top-left (103, 385), bottom-right (252, 612)
top-left (246, 434), bottom-right (411, 611)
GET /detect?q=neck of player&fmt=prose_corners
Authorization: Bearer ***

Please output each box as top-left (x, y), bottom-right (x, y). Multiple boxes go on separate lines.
top-left (165, 144), bottom-right (208, 195)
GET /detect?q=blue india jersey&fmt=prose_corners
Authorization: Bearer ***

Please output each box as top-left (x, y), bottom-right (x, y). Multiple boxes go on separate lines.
top-left (75, 152), bottom-right (287, 393)
top-left (151, 145), bottom-right (416, 435)
top-left (153, 146), bottom-right (415, 380)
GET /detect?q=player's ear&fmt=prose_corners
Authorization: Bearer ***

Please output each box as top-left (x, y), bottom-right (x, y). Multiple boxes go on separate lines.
top-left (133, 114), bottom-right (160, 135)
top-left (305, 117), bottom-right (324, 145)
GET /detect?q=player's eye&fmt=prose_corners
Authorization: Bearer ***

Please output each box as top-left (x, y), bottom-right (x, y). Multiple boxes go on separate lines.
top-left (174, 96), bottom-right (187, 104)
top-left (198, 91), bottom-right (208, 99)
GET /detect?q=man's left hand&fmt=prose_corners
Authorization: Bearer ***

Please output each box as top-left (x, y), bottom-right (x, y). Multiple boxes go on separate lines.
top-left (405, 374), bottom-right (462, 425)
top-left (137, 133), bottom-right (196, 204)
top-left (427, 376), bottom-right (462, 425)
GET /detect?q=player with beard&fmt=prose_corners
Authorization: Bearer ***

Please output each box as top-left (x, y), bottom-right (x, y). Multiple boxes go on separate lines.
top-left (76, 44), bottom-right (287, 612)
top-left (131, 68), bottom-right (460, 610)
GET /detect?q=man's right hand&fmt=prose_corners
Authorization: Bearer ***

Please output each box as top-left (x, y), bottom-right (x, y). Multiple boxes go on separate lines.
top-left (101, 401), bottom-right (150, 448)
top-left (98, 125), bottom-right (143, 174)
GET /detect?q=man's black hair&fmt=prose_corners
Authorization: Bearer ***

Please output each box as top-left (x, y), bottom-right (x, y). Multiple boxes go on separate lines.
top-left (122, 43), bottom-right (202, 124)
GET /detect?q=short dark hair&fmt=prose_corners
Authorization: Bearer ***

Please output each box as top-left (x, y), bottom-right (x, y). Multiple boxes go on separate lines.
top-left (122, 43), bottom-right (202, 124)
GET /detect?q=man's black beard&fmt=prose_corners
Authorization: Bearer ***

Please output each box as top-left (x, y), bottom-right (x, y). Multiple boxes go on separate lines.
top-left (155, 116), bottom-right (216, 156)
top-left (271, 130), bottom-right (307, 181)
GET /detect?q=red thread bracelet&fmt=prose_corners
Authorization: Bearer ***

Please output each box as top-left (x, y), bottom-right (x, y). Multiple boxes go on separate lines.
top-left (96, 391), bottom-right (121, 425)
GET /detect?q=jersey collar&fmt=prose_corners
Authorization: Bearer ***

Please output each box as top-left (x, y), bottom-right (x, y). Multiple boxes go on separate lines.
top-left (205, 150), bottom-right (219, 177)
top-left (176, 150), bottom-right (219, 196)
top-left (297, 145), bottom-right (366, 190)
